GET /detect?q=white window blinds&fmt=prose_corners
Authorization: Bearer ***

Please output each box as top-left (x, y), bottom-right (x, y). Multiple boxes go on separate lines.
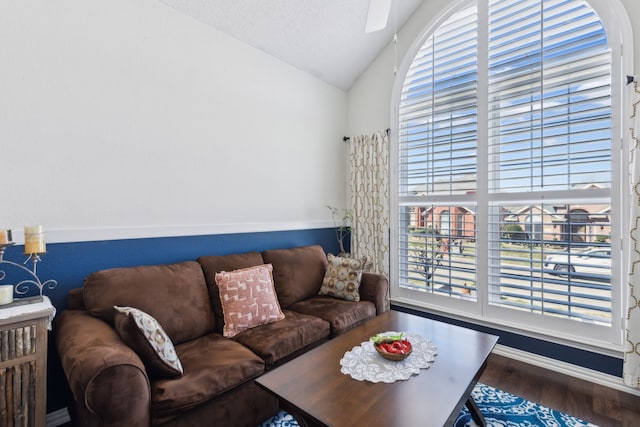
top-left (396, 0), bottom-right (614, 328)
top-left (399, 6), bottom-right (478, 198)
top-left (487, 0), bottom-right (611, 193)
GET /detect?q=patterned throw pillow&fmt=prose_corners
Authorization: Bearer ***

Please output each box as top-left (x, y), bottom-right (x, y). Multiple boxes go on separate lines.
top-left (319, 253), bottom-right (366, 301)
top-left (113, 306), bottom-right (183, 378)
top-left (215, 264), bottom-right (285, 338)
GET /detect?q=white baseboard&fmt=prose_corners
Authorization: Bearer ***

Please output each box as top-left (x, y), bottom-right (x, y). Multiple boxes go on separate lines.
top-left (46, 407), bottom-right (70, 427)
top-left (493, 344), bottom-right (640, 397)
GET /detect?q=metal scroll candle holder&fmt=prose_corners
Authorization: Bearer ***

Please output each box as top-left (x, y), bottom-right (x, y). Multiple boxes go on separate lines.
top-left (0, 242), bottom-right (57, 299)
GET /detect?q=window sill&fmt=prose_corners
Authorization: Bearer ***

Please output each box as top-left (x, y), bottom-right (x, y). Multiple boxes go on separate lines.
top-left (390, 297), bottom-right (624, 360)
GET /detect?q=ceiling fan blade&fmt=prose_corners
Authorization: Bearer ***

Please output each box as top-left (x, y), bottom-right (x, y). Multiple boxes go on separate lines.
top-left (364, 0), bottom-right (392, 33)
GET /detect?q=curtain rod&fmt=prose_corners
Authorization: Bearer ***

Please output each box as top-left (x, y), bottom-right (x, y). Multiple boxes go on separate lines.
top-left (343, 128), bottom-right (391, 142)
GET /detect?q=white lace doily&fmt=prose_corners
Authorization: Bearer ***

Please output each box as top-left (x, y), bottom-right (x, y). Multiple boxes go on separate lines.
top-left (339, 331), bottom-right (437, 383)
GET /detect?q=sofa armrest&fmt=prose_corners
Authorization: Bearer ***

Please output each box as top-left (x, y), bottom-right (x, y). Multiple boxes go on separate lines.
top-left (55, 310), bottom-right (151, 427)
top-left (359, 272), bottom-right (389, 314)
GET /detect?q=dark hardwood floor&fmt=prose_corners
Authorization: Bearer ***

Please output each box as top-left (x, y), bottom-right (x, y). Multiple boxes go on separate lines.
top-left (480, 353), bottom-right (640, 426)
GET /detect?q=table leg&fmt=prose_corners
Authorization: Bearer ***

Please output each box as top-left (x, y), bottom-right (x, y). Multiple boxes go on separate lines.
top-left (465, 397), bottom-right (486, 427)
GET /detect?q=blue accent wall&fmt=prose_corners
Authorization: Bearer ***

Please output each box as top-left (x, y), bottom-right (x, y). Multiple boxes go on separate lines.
top-left (0, 227), bottom-right (341, 413)
top-left (8, 226), bottom-right (621, 414)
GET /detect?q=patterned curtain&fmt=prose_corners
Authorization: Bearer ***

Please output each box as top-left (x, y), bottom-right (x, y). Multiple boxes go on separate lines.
top-left (349, 131), bottom-right (390, 278)
top-left (624, 81), bottom-right (640, 388)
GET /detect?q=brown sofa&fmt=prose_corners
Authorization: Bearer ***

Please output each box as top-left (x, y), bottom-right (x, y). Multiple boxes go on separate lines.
top-left (55, 245), bottom-right (389, 427)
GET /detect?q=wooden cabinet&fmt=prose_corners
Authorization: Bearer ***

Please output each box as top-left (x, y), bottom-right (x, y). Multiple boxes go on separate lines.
top-left (0, 299), bottom-right (54, 427)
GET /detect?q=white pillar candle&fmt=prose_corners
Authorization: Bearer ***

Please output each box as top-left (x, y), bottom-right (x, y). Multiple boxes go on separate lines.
top-left (24, 225), bottom-right (46, 254)
top-left (0, 285), bottom-right (13, 305)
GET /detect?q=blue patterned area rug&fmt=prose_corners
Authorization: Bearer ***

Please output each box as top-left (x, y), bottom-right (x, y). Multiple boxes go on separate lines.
top-left (259, 383), bottom-right (597, 427)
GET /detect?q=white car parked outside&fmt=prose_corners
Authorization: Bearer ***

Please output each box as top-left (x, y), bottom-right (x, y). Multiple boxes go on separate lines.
top-left (543, 248), bottom-right (611, 278)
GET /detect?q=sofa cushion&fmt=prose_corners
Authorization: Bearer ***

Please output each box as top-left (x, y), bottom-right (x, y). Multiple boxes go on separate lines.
top-left (151, 333), bottom-right (265, 423)
top-left (84, 261), bottom-right (215, 345)
top-left (319, 254), bottom-right (366, 301)
top-left (215, 264), bottom-right (285, 338)
top-left (231, 309), bottom-right (329, 367)
top-left (113, 306), bottom-right (183, 379)
top-left (289, 296), bottom-right (376, 336)
top-left (198, 252), bottom-right (265, 334)
top-left (261, 245), bottom-right (328, 308)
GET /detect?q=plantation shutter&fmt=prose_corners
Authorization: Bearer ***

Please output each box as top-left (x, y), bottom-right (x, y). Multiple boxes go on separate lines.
top-left (399, 6), bottom-right (478, 198)
top-left (485, 0), bottom-right (612, 321)
top-left (487, 0), bottom-right (611, 193)
top-left (397, 6), bottom-right (479, 298)
top-left (396, 0), bottom-right (613, 325)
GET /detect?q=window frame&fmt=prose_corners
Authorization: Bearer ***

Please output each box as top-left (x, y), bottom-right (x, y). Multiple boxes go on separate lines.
top-left (389, 0), bottom-right (631, 354)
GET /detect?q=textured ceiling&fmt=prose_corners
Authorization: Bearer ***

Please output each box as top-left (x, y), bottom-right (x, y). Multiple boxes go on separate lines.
top-left (158, 0), bottom-right (424, 90)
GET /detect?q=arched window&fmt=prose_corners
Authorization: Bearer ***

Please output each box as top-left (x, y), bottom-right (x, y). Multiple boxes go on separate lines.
top-left (393, 0), bottom-right (628, 347)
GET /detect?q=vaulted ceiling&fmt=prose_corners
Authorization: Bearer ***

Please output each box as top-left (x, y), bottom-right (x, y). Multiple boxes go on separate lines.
top-left (158, 0), bottom-right (424, 90)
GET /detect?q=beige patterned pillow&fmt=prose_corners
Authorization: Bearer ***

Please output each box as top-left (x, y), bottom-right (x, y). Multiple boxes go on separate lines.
top-left (215, 264), bottom-right (285, 338)
top-left (113, 306), bottom-right (183, 378)
top-left (319, 253), bottom-right (366, 301)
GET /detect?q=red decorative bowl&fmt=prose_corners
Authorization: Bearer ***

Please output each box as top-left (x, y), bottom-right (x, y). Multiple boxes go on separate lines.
top-left (374, 339), bottom-right (413, 361)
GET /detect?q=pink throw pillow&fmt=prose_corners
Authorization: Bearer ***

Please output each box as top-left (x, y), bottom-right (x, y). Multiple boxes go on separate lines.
top-left (215, 264), bottom-right (285, 338)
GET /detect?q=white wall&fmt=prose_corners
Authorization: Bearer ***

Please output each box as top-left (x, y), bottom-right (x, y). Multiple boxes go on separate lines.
top-left (347, 0), bottom-right (448, 136)
top-left (0, 0), bottom-right (348, 242)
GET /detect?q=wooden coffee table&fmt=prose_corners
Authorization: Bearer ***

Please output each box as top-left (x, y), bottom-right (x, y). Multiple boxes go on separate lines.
top-left (255, 310), bottom-right (498, 427)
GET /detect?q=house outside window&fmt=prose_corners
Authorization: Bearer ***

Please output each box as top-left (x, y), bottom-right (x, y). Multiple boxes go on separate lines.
top-left (392, 0), bottom-right (628, 349)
